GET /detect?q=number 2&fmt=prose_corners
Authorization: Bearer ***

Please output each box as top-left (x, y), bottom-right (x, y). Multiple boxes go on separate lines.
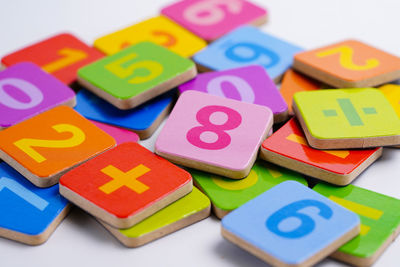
top-left (183, 0), bottom-right (242, 26)
top-left (186, 105), bottom-right (242, 150)
top-left (105, 53), bottom-right (163, 84)
top-left (225, 43), bottom-right (280, 68)
top-left (266, 199), bottom-right (333, 238)
top-left (0, 177), bottom-right (49, 210)
top-left (207, 75), bottom-right (255, 103)
top-left (14, 124), bottom-right (86, 163)
top-left (316, 45), bottom-right (380, 71)
top-left (0, 78), bottom-right (43, 110)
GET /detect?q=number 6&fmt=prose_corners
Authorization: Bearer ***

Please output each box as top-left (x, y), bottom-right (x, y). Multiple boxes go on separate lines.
top-left (266, 199), bottom-right (333, 238)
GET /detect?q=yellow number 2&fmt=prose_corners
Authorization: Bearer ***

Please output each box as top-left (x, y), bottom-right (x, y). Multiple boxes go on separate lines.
top-left (316, 45), bottom-right (380, 71)
top-left (14, 124), bottom-right (86, 163)
top-left (105, 53), bottom-right (163, 84)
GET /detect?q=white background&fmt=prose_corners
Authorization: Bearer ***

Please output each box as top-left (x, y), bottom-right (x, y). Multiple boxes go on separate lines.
top-left (1, 0), bottom-right (400, 266)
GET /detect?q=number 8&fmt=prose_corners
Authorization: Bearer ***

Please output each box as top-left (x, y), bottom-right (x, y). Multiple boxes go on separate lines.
top-left (186, 105), bottom-right (242, 150)
top-left (266, 199), bottom-right (333, 239)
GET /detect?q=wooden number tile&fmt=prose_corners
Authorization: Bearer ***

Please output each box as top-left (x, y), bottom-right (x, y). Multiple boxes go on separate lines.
top-left (99, 187), bottom-right (210, 247)
top-left (192, 161), bottom-right (307, 219)
top-left (193, 26), bottom-right (302, 82)
top-left (221, 181), bottom-right (360, 267)
top-left (0, 106), bottom-right (116, 187)
top-left (78, 41), bottom-right (196, 110)
top-left (1, 33), bottom-right (104, 85)
top-left (0, 162), bottom-right (70, 245)
top-left (94, 16), bottom-right (207, 58)
top-left (280, 69), bottom-right (321, 115)
top-left (74, 89), bottom-right (174, 139)
top-left (314, 183), bottom-right (400, 267)
top-left (261, 118), bottom-right (382, 185)
top-left (161, 0), bottom-right (267, 41)
top-left (293, 40), bottom-right (400, 88)
top-left (155, 90), bottom-right (273, 179)
top-left (293, 88), bottom-right (400, 149)
top-left (89, 121), bottom-right (139, 144)
top-left (59, 142), bottom-right (192, 229)
top-left (0, 62), bottom-right (75, 129)
top-left (179, 65), bottom-right (288, 123)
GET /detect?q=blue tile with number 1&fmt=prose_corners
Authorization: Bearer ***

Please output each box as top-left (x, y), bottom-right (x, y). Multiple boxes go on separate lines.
top-left (221, 181), bottom-right (360, 267)
top-left (193, 26), bottom-right (303, 82)
top-left (0, 162), bottom-right (69, 245)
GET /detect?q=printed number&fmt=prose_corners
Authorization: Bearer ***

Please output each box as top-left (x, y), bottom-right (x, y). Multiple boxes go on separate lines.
top-left (207, 75), bottom-right (255, 103)
top-left (225, 43), bottom-right (280, 68)
top-left (151, 31), bottom-right (177, 47)
top-left (0, 78), bottom-right (43, 110)
top-left (316, 45), bottom-right (380, 71)
top-left (0, 177), bottom-right (49, 210)
top-left (183, 0), bottom-right (242, 25)
top-left (266, 199), bottom-right (333, 238)
top-left (42, 48), bottom-right (88, 73)
top-left (105, 53), bottom-right (163, 84)
top-left (186, 105), bottom-right (241, 150)
top-left (14, 124), bottom-right (86, 163)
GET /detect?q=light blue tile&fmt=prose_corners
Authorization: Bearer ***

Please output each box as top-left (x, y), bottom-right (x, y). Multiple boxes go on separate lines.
top-left (194, 26), bottom-right (303, 81)
top-left (222, 181), bottom-right (360, 265)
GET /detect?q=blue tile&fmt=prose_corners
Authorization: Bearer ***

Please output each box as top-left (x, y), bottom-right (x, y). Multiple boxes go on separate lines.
top-left (0, 162), bottom-right (69, 236)
top-left (222, 181), bottom-right (360, 265)
top-left (75, 89), bottom-right (174, 131)
top-left (194, 26), bottom-right (303, 81)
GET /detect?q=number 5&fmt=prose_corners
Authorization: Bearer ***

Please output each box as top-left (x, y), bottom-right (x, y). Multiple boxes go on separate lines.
top-left (266, 199), bottom-right (333, 238)
top-left (105, 53), bottom-right (163, 84)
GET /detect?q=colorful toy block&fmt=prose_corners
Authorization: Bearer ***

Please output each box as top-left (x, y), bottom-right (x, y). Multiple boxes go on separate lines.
top-left (89, 121), bottom-right (139, 144)
top-left (221, 181), bottom-right (360, 267)
top-left (161, 0), bottom-right (267, 41)
top-left (314, 183), bottom-right (400, 267)
top-left (100, 187), bottom-right (210, 247)
top-left (0, 162), bottom-right (70, 245)
top-left (155, 90), bottom-right (272, 179)
top-left (293, 88), bottom-right (400, 149)
top-left (261, 118), bottom-right (382, 185)
top-left (78, 41), bottom-right (196, 110)
top-left (74, 89), bottom-right (174, 139)
top-left (1, 33), bottom-right (104, 85)
top-left (59, 142), bottom-right (192, 229)
top-left (193, 26), bottom-right (303, 82)
top-left (94, 16), bottom-right (207, 58)
top-left (192, 161), bottom-right (307, 218)
top-left (179, 65), bottom-right (288, 123)
top-left (0, 62), bottom-right (76, 129)
top-left (380, 84), bottom-right (400, 118)
top-left (280, 69), bottom-right (320, 115)
top-left (293, 40), bottom-right (400, 88)
top-left (0, 106), bottom-right (116, 187)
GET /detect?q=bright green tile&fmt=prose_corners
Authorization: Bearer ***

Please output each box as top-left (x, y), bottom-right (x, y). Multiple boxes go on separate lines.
top-left (119, 187), bottom-right (210, 238)
top-left (192, 161), bottom-right (307, 212)
top-left (314, 183), bottom-right (400, 258)
top-left (294, 88), bottom-right (400, 139)
top-left (78, 41), bottom-right (194, 100)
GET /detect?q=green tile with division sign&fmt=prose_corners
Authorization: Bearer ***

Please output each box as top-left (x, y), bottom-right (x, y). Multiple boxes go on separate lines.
top-left (314, 183), bottom-right (400, 266)
top-left (293, 88), bottom-right (400, 149)
top-left (192, 161), bottom-right (307, 219)
top-left (78, 41), bottom-right (196, 109)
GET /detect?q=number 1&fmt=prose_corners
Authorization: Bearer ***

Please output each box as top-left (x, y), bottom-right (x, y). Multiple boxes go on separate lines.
top-left (0, 177), bottom-right (49, 211)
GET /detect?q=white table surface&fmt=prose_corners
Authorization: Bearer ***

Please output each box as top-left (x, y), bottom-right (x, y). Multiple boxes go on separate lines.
top-left (1, 0), bottom-right (400, 266)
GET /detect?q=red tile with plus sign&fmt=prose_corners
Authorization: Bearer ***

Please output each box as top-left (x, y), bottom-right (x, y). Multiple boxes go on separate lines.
top-left (59, 142), bottom-right (192, 228)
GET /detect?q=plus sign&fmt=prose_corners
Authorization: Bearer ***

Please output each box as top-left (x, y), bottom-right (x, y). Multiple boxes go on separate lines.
top-left (99, 164), bottom-right (150, 194)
